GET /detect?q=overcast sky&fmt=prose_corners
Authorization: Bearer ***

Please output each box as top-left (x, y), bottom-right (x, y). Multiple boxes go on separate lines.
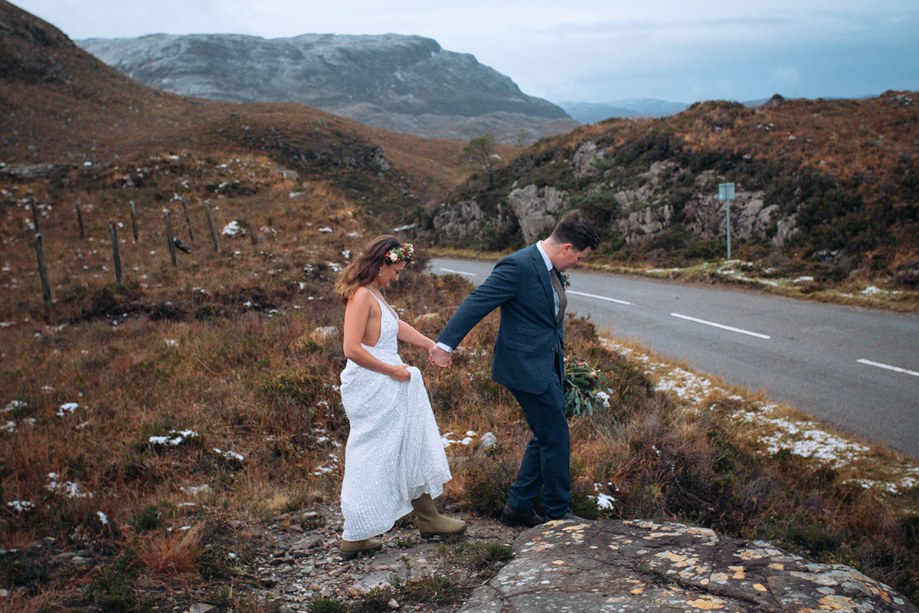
top-left (13, 0), bottom-right (919, 105)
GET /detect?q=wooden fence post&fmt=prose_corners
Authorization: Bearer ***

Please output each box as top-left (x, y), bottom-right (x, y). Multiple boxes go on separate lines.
top-left (34, 233), bottom-right (52, 308)
top-left (164, 210), bottom-right (177, 268)
top-left (75, 200), bottom-right (85, 239)
top-left (110, 221), bottom-right (123, 284)
top-left (203, 202), bottom-right (221, 254)
top-left (182, 201), bottom-right (195, 243)
top-left (130, 201), bottom-right (138, 242)
top-left (30, 199), bottom-right (41, 233)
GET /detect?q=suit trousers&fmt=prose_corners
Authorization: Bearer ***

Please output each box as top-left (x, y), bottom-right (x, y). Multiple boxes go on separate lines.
top-left (506, 368), bottom-right (571, 519)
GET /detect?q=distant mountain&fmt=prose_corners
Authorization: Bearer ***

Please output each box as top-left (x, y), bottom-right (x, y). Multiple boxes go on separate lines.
top-left (0, 0), bottom-right (479, 221)
top-left (77, 33), bottom-right (579, 143)
top-left (558, 99), bottom-right (690, 123)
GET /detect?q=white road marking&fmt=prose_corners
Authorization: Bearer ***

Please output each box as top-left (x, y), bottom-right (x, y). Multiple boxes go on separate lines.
top-left (437, 267), bottom-right (478, 277)
top-left (857, 359), bottom-right (919, 378)
top-left (671, 313), bottom-right (771, 339)
top-left (568, 290), bottom-right (632, 306)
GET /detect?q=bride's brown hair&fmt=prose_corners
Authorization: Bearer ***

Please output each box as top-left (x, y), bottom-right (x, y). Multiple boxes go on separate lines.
top-left (334, 235), bottom-right (406, 304)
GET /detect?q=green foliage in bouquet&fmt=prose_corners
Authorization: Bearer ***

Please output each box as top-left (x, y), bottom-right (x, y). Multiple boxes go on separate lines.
top-left (563, 357), bottom-right (613, 418)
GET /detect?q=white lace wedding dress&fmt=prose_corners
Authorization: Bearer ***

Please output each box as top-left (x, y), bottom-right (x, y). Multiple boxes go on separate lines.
top-left (339, 293), bottom-right (452, 541)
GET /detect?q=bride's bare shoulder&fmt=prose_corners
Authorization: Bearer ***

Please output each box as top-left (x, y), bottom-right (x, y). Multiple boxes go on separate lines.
top-left (349, 286), bottom-right (379, 310)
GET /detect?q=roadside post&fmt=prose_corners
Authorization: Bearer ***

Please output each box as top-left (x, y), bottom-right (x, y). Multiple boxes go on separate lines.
top-left (718, 182), bottom-right (735, 259)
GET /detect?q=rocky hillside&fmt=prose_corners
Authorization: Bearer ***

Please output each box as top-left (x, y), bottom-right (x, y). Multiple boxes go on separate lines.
top-left (77, 33), bottom-right (579, 144)
top-left (435, 93), bottom-right (919, 287)
top-left (0, 0), bottom-right (499, 231)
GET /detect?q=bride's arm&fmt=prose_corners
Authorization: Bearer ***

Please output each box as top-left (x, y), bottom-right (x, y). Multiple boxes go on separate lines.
top-left (396, 320), bottom-right (436, 352)
top-left (343, 290), bottom-right (410, 381)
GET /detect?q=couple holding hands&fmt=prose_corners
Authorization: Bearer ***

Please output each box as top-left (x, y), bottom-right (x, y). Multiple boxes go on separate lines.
top-left (333, 211), bottom-right (600, 559)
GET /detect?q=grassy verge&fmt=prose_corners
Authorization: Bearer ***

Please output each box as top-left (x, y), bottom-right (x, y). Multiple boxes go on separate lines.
top-left (636, 259), bottom-right (919, 312)
top-left (431, 248), bottom-right (919, 313)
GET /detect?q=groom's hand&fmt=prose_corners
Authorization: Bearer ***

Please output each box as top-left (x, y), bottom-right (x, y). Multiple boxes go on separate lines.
top-left (429, 345), bottom-right (452, 369)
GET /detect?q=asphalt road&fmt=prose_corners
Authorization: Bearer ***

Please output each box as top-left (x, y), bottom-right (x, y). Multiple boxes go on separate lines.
top-left (429, 258), bottom-right (919, 460)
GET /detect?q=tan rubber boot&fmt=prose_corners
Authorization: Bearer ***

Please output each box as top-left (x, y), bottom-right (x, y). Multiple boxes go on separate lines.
top-left (411, 493), bottom-right (466, 538)
top-left (339, 537), bottom-right (382, 560)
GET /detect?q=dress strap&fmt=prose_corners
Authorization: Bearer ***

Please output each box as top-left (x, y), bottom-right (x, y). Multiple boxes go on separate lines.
top-left (370, 291), bottom-right (399, 321)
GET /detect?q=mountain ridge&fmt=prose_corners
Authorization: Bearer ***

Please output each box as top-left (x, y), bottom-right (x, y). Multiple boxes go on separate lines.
top-left (558, 98), bottom-right (691, 123)
top-left (76, 32), bottom-right (579, 143)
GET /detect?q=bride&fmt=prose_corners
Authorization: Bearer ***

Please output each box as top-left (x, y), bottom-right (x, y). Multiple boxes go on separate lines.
top-left (333, 235), bottom-right (465, 559)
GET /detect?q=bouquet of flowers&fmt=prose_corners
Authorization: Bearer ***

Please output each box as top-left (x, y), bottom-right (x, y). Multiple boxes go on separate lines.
top-left (563, 357), bottom-right (612, 418)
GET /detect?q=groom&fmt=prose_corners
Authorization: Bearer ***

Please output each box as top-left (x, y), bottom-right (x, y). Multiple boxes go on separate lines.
top-left (431, 211), bottom-right (600, 526)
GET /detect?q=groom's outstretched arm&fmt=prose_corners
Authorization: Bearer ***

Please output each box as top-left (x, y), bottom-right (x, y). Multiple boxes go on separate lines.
top-left (436, 257), bottom-right (520, 351)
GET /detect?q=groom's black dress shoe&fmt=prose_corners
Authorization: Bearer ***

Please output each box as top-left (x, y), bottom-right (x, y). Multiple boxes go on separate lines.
top-left (499, 504), bottom-right (545, 527)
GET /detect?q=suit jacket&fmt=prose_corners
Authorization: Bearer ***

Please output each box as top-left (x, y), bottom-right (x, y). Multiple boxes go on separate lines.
top-left (438, 244), bottom-right (565, 395)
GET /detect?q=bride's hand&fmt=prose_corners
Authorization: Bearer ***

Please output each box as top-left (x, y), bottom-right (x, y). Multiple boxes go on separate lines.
top-left (429, 345), bottom-right (452, 368)
top-left (389, 364), bottom-right (411, 382)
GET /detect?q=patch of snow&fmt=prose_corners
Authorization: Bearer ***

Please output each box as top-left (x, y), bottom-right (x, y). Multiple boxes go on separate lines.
top-left (46, 473), bottom-right (93, 498)
top-left (7, 500), bottom-right (34, 513)
top-left (222, 220), bottom-right (245, 236)
top-left (213, 448), bottom-right (245, 462)
top-left (442, 431), bottom-right (477, 448)
top-left (3, 402), bottom-right (27, 415)
top-left (57, 402), bottom-right (79, 416)
top-left (149, 430), bottom-right (199, 446)
top-left (594, 493), bottom-right (616, 510)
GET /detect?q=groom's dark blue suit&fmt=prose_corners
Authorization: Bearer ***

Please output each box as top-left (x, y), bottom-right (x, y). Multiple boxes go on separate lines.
top-left (437, 244), bottom-right (571, 518)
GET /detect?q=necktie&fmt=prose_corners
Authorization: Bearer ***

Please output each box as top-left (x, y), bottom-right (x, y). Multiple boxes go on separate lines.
top-left (549, 268), bottom-right (567, 322)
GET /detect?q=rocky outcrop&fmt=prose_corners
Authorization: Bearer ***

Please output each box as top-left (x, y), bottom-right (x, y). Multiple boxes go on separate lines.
top-left (434, 199), bottom-right (488, 242)
top-left (572, 141), bottom-right (603, 178)
top-left (616, 204), bottom-right (675, 244)
top-left (0, 163), bottom-right (59, 180)
top-left (507, 184), bottom-right (568, 244)
top-left (434, 184), bottom-right (569, 245)
top-left (610, 161), bottom-right (797, 247)
top-left (616, 187), bottom-right (795, 248)
top-left (76, 33), bottom-right (577, 143)
top-left (682, 191), bottom-right (782, 246)
top-left (458, 519), bottom-right (917, 613)
top-left (434, 155), bottom-right (801, 249)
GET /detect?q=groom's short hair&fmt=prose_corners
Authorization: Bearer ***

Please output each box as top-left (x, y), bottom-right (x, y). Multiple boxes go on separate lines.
top-left (550, 211), bottom-right (600, 252)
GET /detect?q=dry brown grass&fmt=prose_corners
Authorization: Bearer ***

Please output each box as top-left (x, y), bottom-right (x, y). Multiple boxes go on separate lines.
top-left (136, 523), bottom-right (203, 574)
top-left (3, 218), bottom-right (919, 607)
top-left (1, 154), bottom-right (916, 610)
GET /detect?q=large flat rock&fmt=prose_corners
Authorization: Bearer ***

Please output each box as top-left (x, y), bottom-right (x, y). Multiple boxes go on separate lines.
top-left (457, 519), bottom-right (917, 613)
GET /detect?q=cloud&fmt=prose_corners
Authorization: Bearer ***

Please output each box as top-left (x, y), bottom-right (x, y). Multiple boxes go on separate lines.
top-left (767, 67), bottom-right (803, 95)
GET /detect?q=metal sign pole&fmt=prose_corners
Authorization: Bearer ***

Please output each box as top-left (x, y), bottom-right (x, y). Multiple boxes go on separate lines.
top-left (718, 183), bottom-right (735, 259)
top-left (727, 199), bottom-right (731, 259)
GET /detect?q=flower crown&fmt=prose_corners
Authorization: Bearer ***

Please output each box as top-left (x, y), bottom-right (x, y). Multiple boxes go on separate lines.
top-left (384, 243), bottom-right (414, 264)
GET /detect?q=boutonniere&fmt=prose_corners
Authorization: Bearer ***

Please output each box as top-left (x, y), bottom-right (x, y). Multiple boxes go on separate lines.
top-left (562, 273), bottom-right (570, 288)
